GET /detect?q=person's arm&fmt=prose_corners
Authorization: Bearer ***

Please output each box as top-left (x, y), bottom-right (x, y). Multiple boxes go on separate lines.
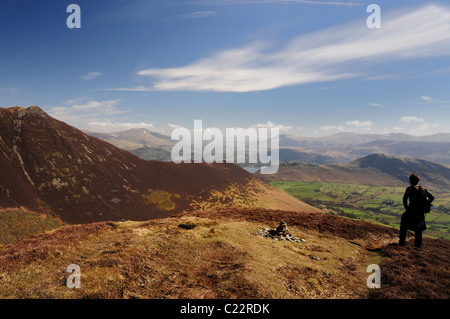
top-left (403, 187), bottom-right (409, 210)
top-left (427, 190), bottom-right (435, 203)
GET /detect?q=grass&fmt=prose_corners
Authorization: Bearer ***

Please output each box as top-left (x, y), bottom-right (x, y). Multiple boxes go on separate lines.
top-left (189, 178), bottom-right (314, 213)
top-left (1, 209), bottom-right (448, 299)
top-left (0, 208), bottom-right (62, 245)
top-left (270, 181), bottom-right (450, 240)
top-left (142, 189), bottom-right (180, 211)
top-left (0, 215), bottom-right (382, 299)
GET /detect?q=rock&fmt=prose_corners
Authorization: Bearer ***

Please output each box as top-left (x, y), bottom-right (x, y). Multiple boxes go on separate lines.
top-left (256, 221), bottom-right (303, 243)
top-left (178, 222), bottom-right (197, 230)
top-left (15, 106), bottom-right (46, 119)
top-left (275, 221), bottom-right (289, 236)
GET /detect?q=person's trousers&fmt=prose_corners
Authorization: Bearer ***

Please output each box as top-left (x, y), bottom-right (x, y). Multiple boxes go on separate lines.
top-left (400, 221), bottom-right (423, 247)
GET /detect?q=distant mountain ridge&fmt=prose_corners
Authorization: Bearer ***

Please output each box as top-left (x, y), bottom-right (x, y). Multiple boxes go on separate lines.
top-left (87, 129), bottom-right (450, 165)
top-left (86, 128), bottom-right (173, 161)
top-left (263, 153), bottom-right (450, 191)
top-left (87, 128), bottom-right (174, 149)
top-left (278, 132), bottom-right (450, 165)
top-left (280, 132), bottom-right (450, 148)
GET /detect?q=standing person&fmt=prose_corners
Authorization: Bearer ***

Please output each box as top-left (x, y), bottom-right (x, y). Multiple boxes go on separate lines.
top-left (399, 173), bottom-right (434, 248)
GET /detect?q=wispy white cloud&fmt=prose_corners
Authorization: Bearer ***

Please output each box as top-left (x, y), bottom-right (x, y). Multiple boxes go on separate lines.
top-left (321, 125), bottom-right (346, 132)
top-left (420, 96), bottom-right (434, 102)
top-left (399, 116), bottom-right (424, 123)
top-left (110, 5), bottom-right (450, 93)
top-left (396, 116), bottom-right (440, 134)
top-left (168, 123), bottom-right (181, 129)
top-left (252, 121), bottom-right (292, 132)
top-left (369, 103), bottom-right (384, 107)
top-left (86, 121), bottom-right (156, 132)
top-left (418, 122), bottom-right (440, 131)
top-left (46, 98), bottom-right (173, 134)
top-left (345, 120), bottom-right (372, 129)
top-left (321, 119), bottom-right (372, 132)
top-left (80, 72), bottom-right (102, 81)
top-left (48, 98), bottom-right (128, 129)
top-left (174, 11), bottom-right (217, 19)
top-left (188, 0), bottom-right (362, 7)
top-left (419, 95), bottom-right (450, 105)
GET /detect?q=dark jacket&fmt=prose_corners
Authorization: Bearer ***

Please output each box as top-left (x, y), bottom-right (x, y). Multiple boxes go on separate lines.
top-left (401, 185), bottom-right (434, 231)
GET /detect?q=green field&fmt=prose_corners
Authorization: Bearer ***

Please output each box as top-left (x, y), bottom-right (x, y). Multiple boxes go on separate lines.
top-left (270, 181), bottom-right (450, 240)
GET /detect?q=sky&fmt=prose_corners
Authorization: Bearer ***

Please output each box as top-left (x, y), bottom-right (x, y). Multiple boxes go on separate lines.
top-left (1, 0), bottom-right (450, 136)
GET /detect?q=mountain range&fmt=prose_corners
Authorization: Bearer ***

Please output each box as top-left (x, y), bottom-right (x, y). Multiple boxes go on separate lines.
top-left (86, 130), bottom-right (450, 165)
top-left (280, 132), bottom-right (450, 147)
top-left (278, 133), bottom-right (450, 165)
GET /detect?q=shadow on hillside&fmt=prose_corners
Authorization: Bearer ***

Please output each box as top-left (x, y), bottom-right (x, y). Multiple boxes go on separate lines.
top-left (369, 237), bottom-right (450, 299)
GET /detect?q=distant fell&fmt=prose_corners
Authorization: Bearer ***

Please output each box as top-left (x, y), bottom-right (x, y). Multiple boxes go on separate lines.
top-left (278, 132), bottom-right (450, 165)
top-left (263, 153), bottom-right (450, 191)
top-left (353, 153), bottom-right (450, 190)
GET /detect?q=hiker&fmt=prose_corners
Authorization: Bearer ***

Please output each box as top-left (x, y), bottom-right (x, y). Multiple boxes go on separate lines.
top-left (399, 173), bottom-right (434, 248)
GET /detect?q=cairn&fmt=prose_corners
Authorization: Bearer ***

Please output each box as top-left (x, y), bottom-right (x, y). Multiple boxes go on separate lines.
top-left (256, 221), bottom-right (305, 243)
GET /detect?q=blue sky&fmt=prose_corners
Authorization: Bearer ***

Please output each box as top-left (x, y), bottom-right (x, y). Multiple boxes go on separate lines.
top-left (1, 0), bottom-right (450, 136)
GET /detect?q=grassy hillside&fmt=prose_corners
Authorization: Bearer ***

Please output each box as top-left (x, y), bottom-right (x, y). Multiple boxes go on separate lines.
top-left (270, 181), bottom-right (450, 240)
top-left (0, 209), bottom-right (447, 299)
top-left (264, 161), bottom-right (403, 186)
top-left (264, 154), bottom-right (450, 191)
top-left (0, 208), bottom-right (62, 245)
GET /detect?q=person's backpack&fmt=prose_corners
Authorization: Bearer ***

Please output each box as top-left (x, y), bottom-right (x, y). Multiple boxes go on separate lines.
top-left (417, 186), bottom-right (434, 214)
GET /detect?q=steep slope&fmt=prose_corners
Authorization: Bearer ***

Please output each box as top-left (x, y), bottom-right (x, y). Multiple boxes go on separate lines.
top-left (354, 153), bottom-right (450, 190)
top-left (262, 161), bottom-right (403, 187)
top-left (0, 106), bottom-right (317, 225)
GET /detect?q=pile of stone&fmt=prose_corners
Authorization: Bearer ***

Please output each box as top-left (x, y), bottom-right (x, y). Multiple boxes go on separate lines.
top-left (256, 221), bottom-right (306, 243)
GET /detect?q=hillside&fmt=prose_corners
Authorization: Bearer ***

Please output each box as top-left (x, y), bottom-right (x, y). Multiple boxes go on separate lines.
top-left (263, 154), bottom-right (450, 191)
top-left (0, 106), bottom-right (317, 227)
top-left (0, 208), bottom-right (448, 299)
top-left (278, 133), bottom-right (450, 165)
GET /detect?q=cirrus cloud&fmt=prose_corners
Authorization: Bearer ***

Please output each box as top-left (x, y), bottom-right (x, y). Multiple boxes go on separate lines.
top-left (108, 5), bottom-right (450, 93)
top-left (80, 72), bottom-right (102, 81)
